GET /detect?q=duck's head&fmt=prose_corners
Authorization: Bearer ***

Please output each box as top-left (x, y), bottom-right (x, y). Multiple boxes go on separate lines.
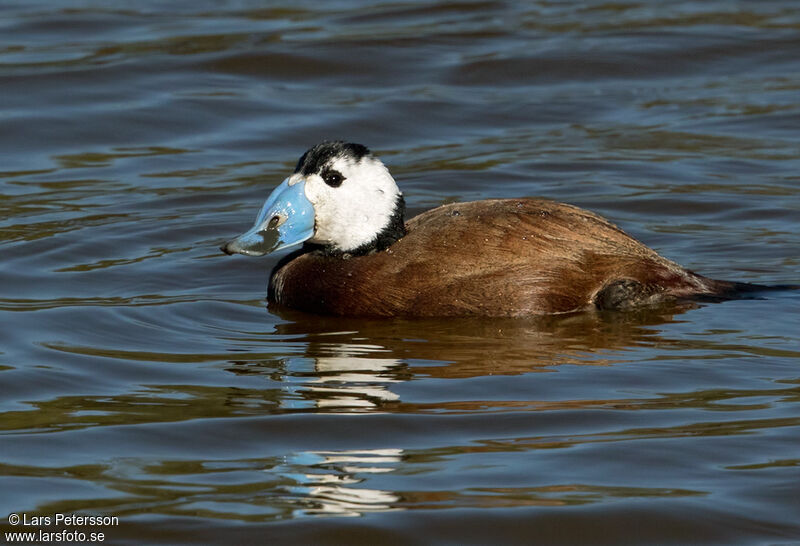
top-left (221, 141), bottom-right (405, 257)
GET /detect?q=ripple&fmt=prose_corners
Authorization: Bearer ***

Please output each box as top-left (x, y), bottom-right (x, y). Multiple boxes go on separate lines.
top-left (1, 1), bottom-right (799, 543)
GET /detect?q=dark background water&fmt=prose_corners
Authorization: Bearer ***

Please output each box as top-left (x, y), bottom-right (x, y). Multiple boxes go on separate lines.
top-left (2, 1), bottom-right (799, 544)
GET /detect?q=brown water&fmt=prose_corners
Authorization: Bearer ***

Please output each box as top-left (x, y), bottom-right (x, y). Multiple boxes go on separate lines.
top-left (2, 1), bottom-right (800, 544)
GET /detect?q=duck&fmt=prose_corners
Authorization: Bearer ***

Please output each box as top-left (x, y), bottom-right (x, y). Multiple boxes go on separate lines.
top-left (221, 141), bottom-right (779, 317)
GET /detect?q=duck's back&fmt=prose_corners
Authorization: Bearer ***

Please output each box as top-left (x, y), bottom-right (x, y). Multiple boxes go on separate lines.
top-left (269, 199), bottom-right (727, 317)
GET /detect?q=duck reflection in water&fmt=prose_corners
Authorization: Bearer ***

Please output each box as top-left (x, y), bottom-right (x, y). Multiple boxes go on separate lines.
top-left (226, 303), bottom-right (692, 414)
top-left (225, 306), bottom-right (699, 517)
top-left (280, 449), bottom-right (403, 517)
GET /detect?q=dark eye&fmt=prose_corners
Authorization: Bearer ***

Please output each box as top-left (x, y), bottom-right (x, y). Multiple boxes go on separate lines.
top-left (268, 215), bottom-right (280, 229)
top-left (321, 169), bottom-right (344, 188)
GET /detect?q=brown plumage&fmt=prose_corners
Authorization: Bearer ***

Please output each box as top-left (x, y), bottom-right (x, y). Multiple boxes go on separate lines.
top-left (269, 198), bottom-right (738, 317)
top-left (222, 142), bottom-right (789, 316)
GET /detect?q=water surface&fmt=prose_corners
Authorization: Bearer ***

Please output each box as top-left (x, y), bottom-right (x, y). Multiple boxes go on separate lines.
top-left (2, 1), bottom-right (800, 544)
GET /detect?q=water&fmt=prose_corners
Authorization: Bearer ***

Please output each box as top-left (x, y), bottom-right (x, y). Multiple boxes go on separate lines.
top-left (2, 1), bottom-right (800, 544)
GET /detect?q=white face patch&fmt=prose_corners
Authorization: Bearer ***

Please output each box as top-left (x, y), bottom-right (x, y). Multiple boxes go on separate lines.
top-left (302, 154), bottom-right (401, 253)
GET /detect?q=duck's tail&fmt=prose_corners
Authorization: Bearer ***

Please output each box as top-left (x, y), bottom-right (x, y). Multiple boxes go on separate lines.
top-left (700, 279), bottom-right (800, 301)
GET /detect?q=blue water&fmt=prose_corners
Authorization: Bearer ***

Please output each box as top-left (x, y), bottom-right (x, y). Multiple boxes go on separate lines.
top-left (1, 1), bottom-right (799, 544)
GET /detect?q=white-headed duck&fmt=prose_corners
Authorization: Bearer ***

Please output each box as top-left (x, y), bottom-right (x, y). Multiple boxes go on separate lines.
top-left (221, 141), bottom-right (783, 317)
